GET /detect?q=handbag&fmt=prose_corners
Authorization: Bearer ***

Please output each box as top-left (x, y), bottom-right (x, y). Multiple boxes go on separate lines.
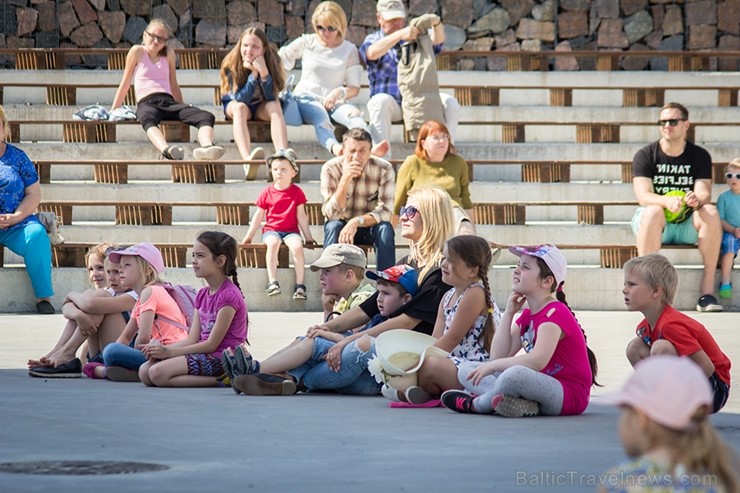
top-left (279, 74), bottom-right (303, 127)
top-left (37, 211), bottom-right (64, 245)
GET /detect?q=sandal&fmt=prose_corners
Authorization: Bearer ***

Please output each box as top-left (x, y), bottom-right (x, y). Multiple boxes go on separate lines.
top-left (266, 281), bottom-right (281, 296)
top-left (161, 145), bottom-right (185, 160)
top-left (293, 284), bottom-right (307, 300)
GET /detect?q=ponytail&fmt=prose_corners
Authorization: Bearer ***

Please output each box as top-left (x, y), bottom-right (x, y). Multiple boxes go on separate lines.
top-left (556, 290), bottom-right (600, 387)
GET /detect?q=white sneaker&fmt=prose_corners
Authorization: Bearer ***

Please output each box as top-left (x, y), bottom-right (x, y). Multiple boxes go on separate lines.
top-left (193, 145), bottom-right (224, 160)
top-left (243, 146), bottom-right (265, 181)
top-left (381, 384), bottom-right (401, 402)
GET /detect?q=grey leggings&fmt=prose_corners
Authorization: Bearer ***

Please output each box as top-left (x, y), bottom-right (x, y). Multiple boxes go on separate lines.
top-left (457, 362), bottom-right (564, 415)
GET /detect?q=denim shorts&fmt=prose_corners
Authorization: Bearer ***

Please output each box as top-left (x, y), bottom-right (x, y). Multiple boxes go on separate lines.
top-left (631, 207), bottom-right (698, 245)
top-left (262, 231), bottom-right (302, 243)
top-left (721, 232), bottom-right (740, 256)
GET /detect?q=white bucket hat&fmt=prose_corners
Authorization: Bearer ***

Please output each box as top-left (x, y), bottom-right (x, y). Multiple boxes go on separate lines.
top-left (369, 330), bottom-right (449, 392)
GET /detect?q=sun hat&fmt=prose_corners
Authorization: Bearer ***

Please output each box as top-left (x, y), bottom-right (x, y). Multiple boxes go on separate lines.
top-left (607, 356), bottom-right (712, 430)
top-left (108, 242), bottom-right (165, 274)
top-left (369, 330), bottom-right (449, 392)
top-left (309, 244), bottom-right (367, 271)
top-left (266, 148), bottom-right (298, 173)
top-left (366, 264), bottom-right (419, 296)
top-left (509, 244), bottom-right (567, 288)
top-left (377, 0), bottom-right (406, 20)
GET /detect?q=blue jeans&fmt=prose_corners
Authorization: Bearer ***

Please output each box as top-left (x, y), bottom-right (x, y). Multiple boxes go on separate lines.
top-left (102, 342), bottom-right (147, 370)
top-left (299, 338), bottom-right (381, 396)
top-left (296, 94), bottom-right (369, 152)
top-left (323, 220), bottom-right (395, 270)
top-left (0, 220), bottom-right (53, 298)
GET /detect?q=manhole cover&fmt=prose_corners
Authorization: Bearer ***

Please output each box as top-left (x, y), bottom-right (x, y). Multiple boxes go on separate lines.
top-left (0, 461), bottom-right (169, 475)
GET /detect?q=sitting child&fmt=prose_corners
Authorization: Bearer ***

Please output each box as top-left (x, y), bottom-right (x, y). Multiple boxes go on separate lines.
top-left (623, 253), bottom-right (731, 413)
top-left (718, 158), bottom-right (740, 299)
top-left (227, 264), bottom-right (418, 396)
top-left (600, 356), bottom-right (739, 493)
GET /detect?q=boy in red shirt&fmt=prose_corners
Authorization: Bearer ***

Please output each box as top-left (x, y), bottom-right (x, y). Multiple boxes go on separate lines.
top-left (622, 253), bottom-right (731, 412)
top-left (242, 149), bottom-right (316, 300)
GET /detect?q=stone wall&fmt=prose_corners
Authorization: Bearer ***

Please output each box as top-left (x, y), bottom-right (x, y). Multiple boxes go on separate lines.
top-left (1, 0), bottom-right (738, 70)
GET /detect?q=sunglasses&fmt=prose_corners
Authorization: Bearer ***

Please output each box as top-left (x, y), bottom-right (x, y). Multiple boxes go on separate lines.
top-left (316, 25), bottom-right (337, 33)
top-left (146, 31), bottom-right (168, 43)
top-left (399, 205), bottom-right (419, 219)
top-left (657, 118), bottom-right (686, 127)
top-left (726, 173), bottom-right (740, 180)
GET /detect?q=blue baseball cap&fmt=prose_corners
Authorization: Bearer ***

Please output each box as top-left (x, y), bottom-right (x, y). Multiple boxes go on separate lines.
top-left (366, 264), bottom-right (418, 296)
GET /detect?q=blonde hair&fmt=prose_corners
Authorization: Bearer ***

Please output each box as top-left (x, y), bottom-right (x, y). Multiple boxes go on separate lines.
top-left (406, 186), bottom-right (454, 281)
top-left (623, 253), bottom-right (678, 306)
top-left (132, 255), bottom-right (162, 287)
top-left (0, 105), bottom-right (10, 142)
top-left (144, 19), bottom-right (171, 57)
top-left (312, 1), bottom-right (348, 39)
top-left (728, 158), bottom-right (740, 171)
top-left (85, 243), bottom-right (115, 267)
top-left (219, 27), bottom-right (286, 99)
top-left (626, 406), bottom-right (740, 491)
top-left (337, 263), bottom-right (366, 281)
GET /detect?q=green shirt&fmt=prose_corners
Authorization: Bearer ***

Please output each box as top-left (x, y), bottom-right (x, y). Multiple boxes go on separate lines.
top-left (394, 154), bottom-right (473, 214)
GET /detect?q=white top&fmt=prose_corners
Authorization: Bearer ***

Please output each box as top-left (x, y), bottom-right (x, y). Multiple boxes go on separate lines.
top-left (278, 34), bottom-right (361, 101)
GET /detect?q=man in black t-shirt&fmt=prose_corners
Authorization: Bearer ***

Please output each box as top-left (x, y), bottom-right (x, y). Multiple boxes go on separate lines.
top-left (631, 102), bottom-right (723, 312)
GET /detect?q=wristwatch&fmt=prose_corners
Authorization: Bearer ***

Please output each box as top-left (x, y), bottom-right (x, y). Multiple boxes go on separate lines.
top-left (357, 216), bottom-right (365, 226)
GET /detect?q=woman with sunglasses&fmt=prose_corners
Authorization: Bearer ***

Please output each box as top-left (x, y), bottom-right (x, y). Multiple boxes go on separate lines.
top-left (278, 2), bottom-right (389, 157)
top-left (111, 19), bottom-right (224, 161)
top-left (395, 120), bottom-right (475, 235)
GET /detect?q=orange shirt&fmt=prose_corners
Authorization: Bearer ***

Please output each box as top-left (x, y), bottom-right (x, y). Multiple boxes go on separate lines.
top-left (132, 285), bottom-right (188, 345)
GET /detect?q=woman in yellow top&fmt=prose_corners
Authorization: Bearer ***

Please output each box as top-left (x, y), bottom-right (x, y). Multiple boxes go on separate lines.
top-left (394, 120), bottom-right (475, 235)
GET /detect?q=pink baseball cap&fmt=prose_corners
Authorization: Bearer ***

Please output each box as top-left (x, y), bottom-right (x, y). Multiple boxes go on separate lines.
top-left (108, 242), bottom-right (165, 274)
top-left (509, 244), bottom-right (567, 288)
top-left (608, 356), bottom-right (712, 430)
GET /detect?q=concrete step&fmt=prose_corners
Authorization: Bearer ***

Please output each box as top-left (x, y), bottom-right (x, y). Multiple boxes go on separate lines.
top-left (1, 264), bottom-right (737, 313)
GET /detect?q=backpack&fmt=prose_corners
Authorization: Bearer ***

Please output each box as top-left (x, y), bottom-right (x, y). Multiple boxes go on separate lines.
top-left (72, 104), bottom-right (110, 121)
top-left (156, 283), bottom-right (198, 331)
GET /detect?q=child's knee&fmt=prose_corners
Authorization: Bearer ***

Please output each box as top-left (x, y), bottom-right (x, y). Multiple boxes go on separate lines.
top-left (356, 335), bottom-right (372, 353)
top-left (625, 337), bottom-right (650, 365)
top-left (650, 339), bottom-right (678, 356)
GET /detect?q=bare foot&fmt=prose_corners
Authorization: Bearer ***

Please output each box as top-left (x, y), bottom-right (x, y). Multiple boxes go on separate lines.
top-left (331, 143), bottom-right (343, 157)
top-left (46, 352), bottom-right (76, 368)
top-left (27, 357), bottom-right (51, 369)
top-left (371, 140), bottom-right (390, 158)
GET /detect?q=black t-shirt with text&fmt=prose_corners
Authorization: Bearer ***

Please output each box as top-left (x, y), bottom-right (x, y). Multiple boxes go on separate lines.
top-left (632, 140), bottom-right (712, 196)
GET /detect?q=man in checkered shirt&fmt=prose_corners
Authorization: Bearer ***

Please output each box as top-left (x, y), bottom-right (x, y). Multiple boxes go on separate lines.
top-left (360, 0), bottom-right (460, 158)
top-left (320, 128), bottom-right (396, 270)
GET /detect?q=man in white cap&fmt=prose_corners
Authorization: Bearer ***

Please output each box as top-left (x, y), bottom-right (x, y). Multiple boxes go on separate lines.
top-left (360, 0), bottom-right (460, 157)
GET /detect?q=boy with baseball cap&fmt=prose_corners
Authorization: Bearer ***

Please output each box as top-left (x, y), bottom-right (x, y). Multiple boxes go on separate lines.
top-left (622, 253), bottom-right (731, 413)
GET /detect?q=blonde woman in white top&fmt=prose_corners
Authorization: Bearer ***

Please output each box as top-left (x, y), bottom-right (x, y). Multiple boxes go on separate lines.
top-left (279, 2), bottom-right (388, 157)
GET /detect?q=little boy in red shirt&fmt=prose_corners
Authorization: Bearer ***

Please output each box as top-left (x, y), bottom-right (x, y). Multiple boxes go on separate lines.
top-left (622, 253), bottom-right (731, 412)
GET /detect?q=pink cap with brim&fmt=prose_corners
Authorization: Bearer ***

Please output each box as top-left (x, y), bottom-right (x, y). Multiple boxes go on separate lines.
top-left (108, 242), bottom-right (165, 274)
top-left (509, 244), bottom-right (567, 287)
top-left (605, 356), bottom-right (712, 430)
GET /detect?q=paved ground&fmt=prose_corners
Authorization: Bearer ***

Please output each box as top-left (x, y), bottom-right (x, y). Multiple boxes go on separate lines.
top-left (1, 310), bottom-right (739, 492)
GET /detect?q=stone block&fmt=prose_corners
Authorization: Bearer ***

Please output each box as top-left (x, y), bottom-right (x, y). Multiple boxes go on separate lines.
top-left (285, 15), bottom-right (304, 40)
top-left (34, 30), bottom-right (58, 47)
top-left (98, 9), bottom-right (125, 43)
top-left (644, 30), bottom-right (663, 49)
top-left (592, 0), bottom-right (619, 18)
top-left (88, 0), bottom-right (106, 10)
top-left (650, 34), bottom-right (683, 70)
top-left (494, 28), bottom-right (516, 47)
top-left (624, 9), bottom-right (653, 44)
top-left (258, 0), bottom-right (283, 27)
top-left (152, 3), bottom-right (178, 35)
top-left (72, 0), bottom-right (97, 24)
top-left (192, 0), bottom-right (226, 20)
top-left (554, 40), bottom-right (578, 71)
top-left (597, 18), bottom-right (628, 48)
top-left (442, 24), bottom-right (466, 50)
top-left (345, 25), bottom-right (366, 47)
top-left (621, 43), bottom-right (650, 70)
top-left (58, 1), bottom-right (80, 38)
top-left (651, 5), bottom-right (664, 31)
top-left (718, 34), bottom-right (740, 70)
top-left (286, 0), bottom-right (307, 17)
top-left (469, 7), bottom-right (510, 35)
top-left (70, 21), bottom-right (103, 47)
top-left (560, 0), bottom-right (589, 11)
top-left (621, 0), bottom-right (647, 17)
top-left (351, 0), bottom-right (376, 27)
top-left (499, 0), bottom-right (533, 24)
top-left (521, 38), bottom-right (541, 51)
top-left (227, 1), bottom-right (256, 25)
top-left (532, 0), bottom-right (555, 22)
top-left (16, 7), bottom-right (38, 36)
top-left (36, 1), bottom-right (55, 31)
top-left (122, 15), bottom-right (147, 44)
top-left (688, 24), bottom-right (717, 49)
top-left (167, 0), bottom-right (189, 16)
top-left (410, 0), bottom-right (438, 18)
top-left (558, 10), bottom-right (588, 39)
top-left (662, 5), bottom-right (683, 36)
top-left (441, 0), bottom-right (472, 28)
top-left (516, 18), bottom-right (555, 42)
top-left (718, 0), bottom-right (740, 35)
top-left (120, 0), bottom-right (151, 17)
top-left (685, 0), bottom-right (716, 26)
top-left (195, 18), bottom-right (226, 46)
top-left (462, 37), bottom-right (493, 51)
top-left (266, 25), bottom-right (286, 44)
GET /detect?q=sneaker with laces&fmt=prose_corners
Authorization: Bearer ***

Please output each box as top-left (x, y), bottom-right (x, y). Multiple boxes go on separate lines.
top-left (696, 294), bottom-right (723, 312)
top-left (193, 144), bottom-right (225, 160)
top-left (380, 384), bottom-right (402, 402)
top-left (161, 145), bottom-right (185, 160)
top-left (491, 394), bottom-right (540, 417)
top-left (441, 390), bottom-right (476, 414)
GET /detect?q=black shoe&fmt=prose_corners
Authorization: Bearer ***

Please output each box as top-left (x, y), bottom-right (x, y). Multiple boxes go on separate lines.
top-left (29, 358), bottom-right (82, 378)
top-left (233, 345), bottom-right (257, 377)
top-left (441, 390), bottom-right (476, 414)
top-left (36, 300), bottom-right (55, 314)
top-left (232, 373), bottom-right (297, 396)
top-left (696, 294), bottom-right (723, 312)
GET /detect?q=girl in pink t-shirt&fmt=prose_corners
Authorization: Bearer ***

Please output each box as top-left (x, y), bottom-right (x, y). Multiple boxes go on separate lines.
top-left (139, 232), bottom-right (248, 387)
top-left (99, 243), bottom-right (189, 382)
top-left (441, 244), bottom-right (598, 417)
